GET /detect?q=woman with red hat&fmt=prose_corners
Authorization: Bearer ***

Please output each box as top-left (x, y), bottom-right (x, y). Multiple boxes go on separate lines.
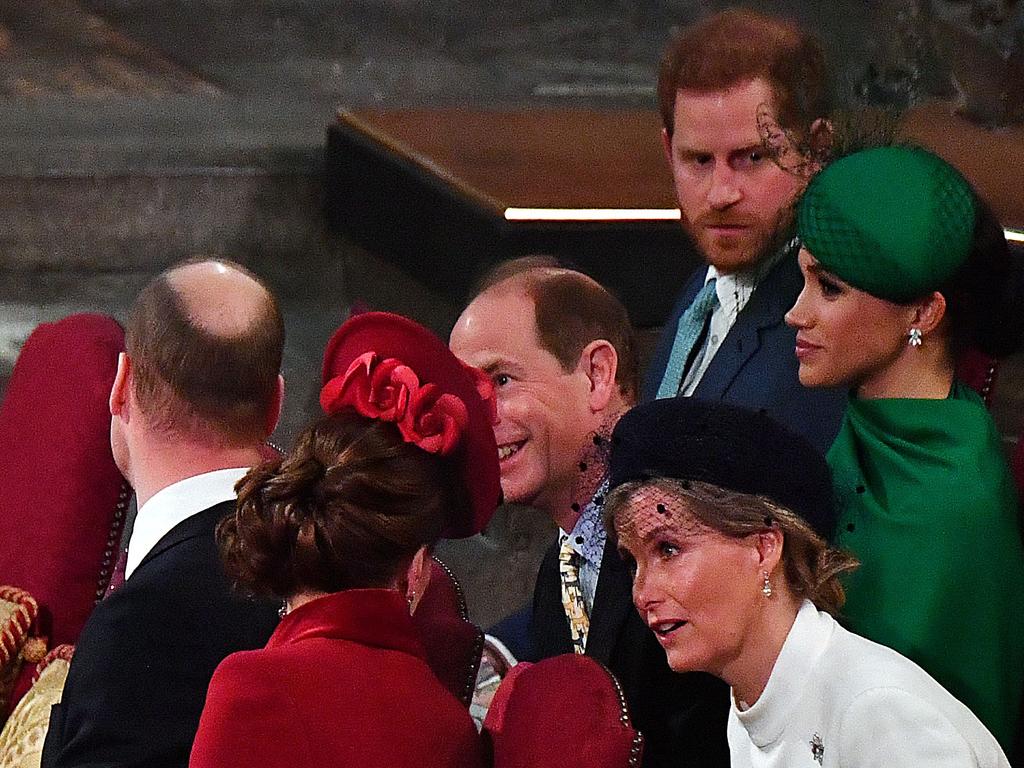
top-left (189, 312), bottom-right (500, 768)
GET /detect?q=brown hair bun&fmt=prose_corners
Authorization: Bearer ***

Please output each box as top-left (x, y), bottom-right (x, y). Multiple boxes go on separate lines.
top-left (217, 411), bottom-right (471, 598)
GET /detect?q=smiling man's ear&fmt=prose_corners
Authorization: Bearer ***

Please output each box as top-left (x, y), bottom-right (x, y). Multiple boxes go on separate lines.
top-left (577, 339), bottom-right (619, 413)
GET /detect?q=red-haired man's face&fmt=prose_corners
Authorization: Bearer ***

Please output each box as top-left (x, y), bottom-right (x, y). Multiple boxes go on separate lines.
top-left (664, 78), bottom-right (809, 274)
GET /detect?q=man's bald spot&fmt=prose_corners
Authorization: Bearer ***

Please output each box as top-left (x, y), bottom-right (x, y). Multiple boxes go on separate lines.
top-left (125, 258), bottom-right (284, 443)
top-left (165, 260), bottom-right (273, 339)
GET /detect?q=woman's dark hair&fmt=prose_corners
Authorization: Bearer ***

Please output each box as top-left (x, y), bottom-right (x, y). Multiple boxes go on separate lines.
top-left (217, 411), bottom-right (472, 598)
top-left (605, 478), bottom-right (858, 616)
top-left (939, 195), bottom-right (1024, 358)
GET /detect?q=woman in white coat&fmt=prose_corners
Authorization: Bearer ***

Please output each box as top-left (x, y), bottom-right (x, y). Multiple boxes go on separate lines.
top-left (604, 397), bottom-right (1009, 768)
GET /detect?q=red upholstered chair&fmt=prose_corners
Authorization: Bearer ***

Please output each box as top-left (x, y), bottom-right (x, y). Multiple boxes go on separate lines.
top-left (0, 587), bottom-right (42, 716)
top-left (955, 347), bottom-right (1024, 493)
top-left (410, 557), bottom-right (484, 708)
top-left (0, 314), bottom-right (130, 715)
top-left (482, 654), bottom-right (644, 768)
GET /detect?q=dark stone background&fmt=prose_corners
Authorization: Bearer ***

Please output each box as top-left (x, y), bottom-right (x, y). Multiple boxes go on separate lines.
top-left (1, 0), bottom-right (1021, 627)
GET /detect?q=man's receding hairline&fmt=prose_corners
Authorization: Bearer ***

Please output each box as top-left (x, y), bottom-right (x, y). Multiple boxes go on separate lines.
top-left (482, 268), bottom-right (621, 374)
top-left (674, 74), bottom-right (775, 97)
top-left (481, 266), bottom-right (606, 299)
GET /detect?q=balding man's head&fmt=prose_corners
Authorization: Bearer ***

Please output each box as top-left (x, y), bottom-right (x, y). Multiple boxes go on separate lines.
top-left (452, 257), bottom-right (637, 515)
top-left (125, 258), bottom-right (284, 445)
top-left (470, 257), bottom-right (639, 402)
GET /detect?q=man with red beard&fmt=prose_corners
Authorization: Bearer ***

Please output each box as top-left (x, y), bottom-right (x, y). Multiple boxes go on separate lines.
top-left (642, 9), bottom-right (845, 452)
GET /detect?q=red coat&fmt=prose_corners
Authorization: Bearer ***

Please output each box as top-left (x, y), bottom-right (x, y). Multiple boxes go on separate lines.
top-left (190, 588), bottom-right (482, 768)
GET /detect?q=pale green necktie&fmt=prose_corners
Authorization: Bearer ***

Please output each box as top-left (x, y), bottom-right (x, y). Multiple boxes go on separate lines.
top-left (656, 278), bottom-right (719, 399)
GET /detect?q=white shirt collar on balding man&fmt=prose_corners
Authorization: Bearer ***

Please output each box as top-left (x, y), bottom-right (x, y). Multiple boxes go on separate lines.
top-left (125, 467), bottom-right (249, 580)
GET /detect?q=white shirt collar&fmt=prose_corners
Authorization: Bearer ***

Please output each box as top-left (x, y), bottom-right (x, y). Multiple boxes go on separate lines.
top-left (125, 467), bottom-right (249, 580)
top-left (679, 246), bottom-right (789, 396)
top-left (704, 236), bottom-right (796, 325)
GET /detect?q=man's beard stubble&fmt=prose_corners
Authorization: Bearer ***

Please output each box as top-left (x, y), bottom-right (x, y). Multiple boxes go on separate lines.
top-left (683, 198), bottom-right (798, 274)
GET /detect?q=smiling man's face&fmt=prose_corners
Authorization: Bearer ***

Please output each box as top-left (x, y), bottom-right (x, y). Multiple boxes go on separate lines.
top-left (449, 285), bottom-right (595, 515)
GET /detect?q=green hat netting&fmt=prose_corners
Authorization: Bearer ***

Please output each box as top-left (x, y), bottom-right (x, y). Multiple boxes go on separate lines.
top-left (797, 146), bottom-right (975, 303)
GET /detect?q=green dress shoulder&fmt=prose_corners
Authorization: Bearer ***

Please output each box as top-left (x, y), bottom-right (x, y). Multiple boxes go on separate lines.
top-left (829, 382), bottom-right (1024, 751)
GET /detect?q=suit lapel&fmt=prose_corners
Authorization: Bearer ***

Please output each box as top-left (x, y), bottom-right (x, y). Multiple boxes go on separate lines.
top-left (694, 252), bottom-right (798, 400)
top-left (135, 500), bottom-right (232, 575)
top-left (586, 539), bottom-right (634, 664)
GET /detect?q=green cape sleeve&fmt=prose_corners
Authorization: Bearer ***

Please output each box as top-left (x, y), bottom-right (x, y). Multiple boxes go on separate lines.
top-left (829, 384), bottom-right (1024, 751)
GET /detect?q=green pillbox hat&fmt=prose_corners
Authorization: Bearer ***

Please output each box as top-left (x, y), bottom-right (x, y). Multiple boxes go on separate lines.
top-left (797, 146), bottom-right (975, 303)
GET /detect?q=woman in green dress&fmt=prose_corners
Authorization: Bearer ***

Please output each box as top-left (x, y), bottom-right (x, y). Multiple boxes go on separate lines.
top-left (785, 145), bottom-right (1024, 752)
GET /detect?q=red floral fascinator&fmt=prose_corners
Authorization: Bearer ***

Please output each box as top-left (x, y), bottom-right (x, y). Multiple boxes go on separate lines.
top-left (321, 312), bottom-right (500, 538)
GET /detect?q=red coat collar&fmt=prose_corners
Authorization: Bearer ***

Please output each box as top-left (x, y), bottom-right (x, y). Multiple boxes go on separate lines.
top-left (267, 589), bottom-right (426, 660)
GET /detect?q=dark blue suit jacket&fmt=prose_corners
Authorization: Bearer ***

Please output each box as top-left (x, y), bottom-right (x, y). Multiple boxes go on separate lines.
top-left (41, 501), bottom-right (278, 768)
top-left (642, 252), bottom-right (846, 454)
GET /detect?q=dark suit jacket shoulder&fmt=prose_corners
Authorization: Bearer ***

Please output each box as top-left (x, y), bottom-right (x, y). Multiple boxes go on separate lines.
top-left (642, 253), bottom-right (845, 453)
top-left (532, 539), bottom-right (730, 768)
top-left (42, 500), bottom-right (278, 768)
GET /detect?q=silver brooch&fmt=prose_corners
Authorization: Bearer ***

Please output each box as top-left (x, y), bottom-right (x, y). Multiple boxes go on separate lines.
top-left (810, 733), bottom-right (824, 765)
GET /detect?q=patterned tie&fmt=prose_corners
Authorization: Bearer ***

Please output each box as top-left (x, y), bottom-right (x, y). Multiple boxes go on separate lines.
top-left (558, 536), bottom-right (590, 654)
top-left (656, 278), bottom-right (719, 399)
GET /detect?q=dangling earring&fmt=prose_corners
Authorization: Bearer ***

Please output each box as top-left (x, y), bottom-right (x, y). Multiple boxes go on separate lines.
top-left (761, 571), bottom-right (772, 598)
top-left (908, 328), bottom-right (923, 347)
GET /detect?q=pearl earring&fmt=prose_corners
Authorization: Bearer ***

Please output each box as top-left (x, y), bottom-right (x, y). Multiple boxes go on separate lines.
top-left (761, 571), bottom-right (773, 598)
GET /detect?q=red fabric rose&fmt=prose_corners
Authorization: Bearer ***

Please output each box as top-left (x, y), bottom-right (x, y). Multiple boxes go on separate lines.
top-left (399, 384), bottom-right (469, 456)
top-left (319, 352), bottom-right (469, 456)
top-left (320, 352), bottom-right (375, 416)
top-left (366, 359), bottom-right (418, 420)
top-left (320, 352), bottom-right (420, 422)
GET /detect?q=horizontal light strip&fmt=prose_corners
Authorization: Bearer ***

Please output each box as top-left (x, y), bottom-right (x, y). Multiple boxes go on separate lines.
top-left (1006, 228), bottom-right (1024, 244)
top-left (504, 207), bottom-right (681, 222)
